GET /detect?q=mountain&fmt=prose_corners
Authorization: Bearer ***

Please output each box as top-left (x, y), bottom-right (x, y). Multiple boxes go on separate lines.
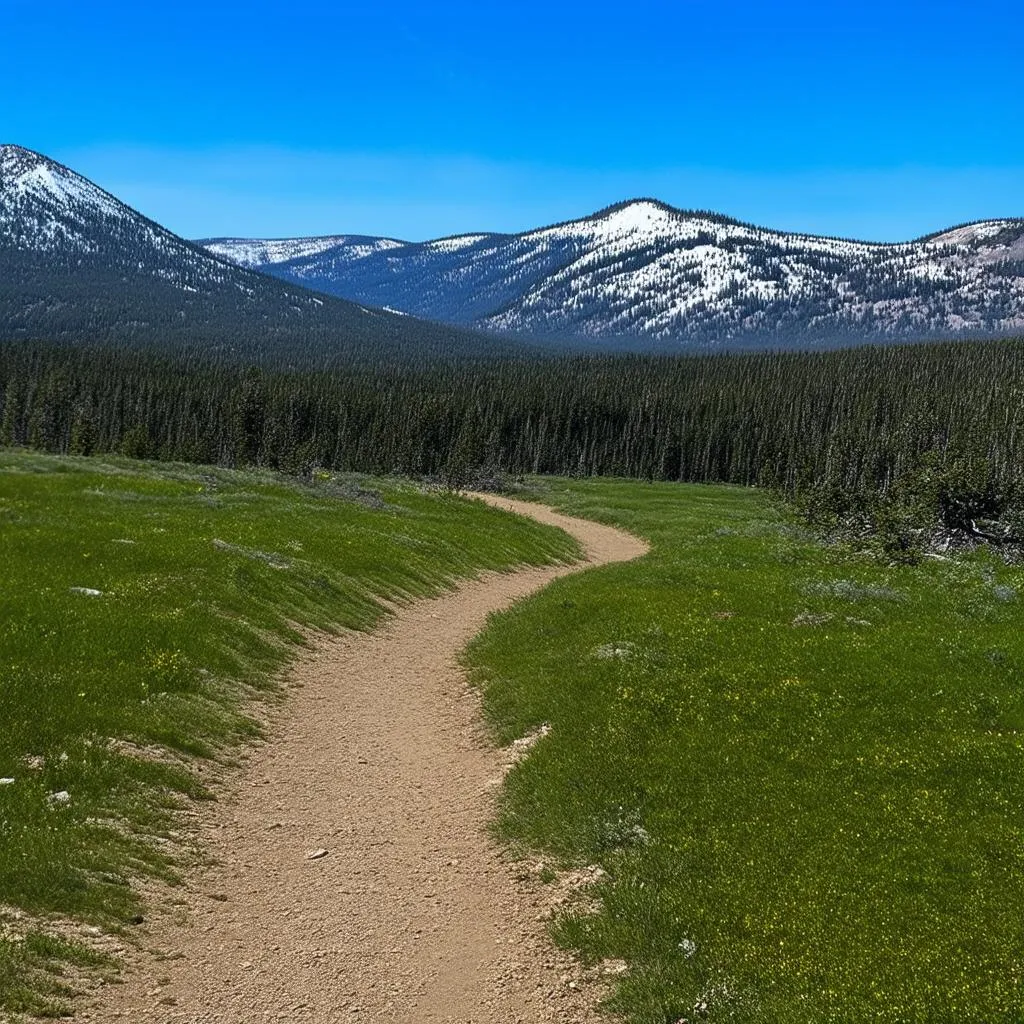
top-left (0, 145), bottom-right (516, 365)
top-left (203, 200), bottom-right (1024, 349)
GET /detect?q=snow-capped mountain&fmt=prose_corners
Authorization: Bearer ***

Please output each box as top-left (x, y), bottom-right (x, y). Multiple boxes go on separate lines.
top-left (203, 200), bottom-right (1024, 348)
top-left (5, 142), bottom-right (1020, 356)
top-left (0, 145), bottom-right (505, 363)
top-left (0, 144), bottom-right (271, 291)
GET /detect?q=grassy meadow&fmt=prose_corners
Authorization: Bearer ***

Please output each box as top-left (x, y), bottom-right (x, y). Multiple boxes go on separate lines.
top-left (467, 479), bottom-right (1024, 1024)
top-left (4, 450), bottom-right (1023, 1023)
top-left (0, 451), bottom-right (577, 1016)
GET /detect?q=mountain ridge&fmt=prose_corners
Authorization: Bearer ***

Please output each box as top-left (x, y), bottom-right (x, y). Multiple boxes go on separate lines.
top-left (203, 199), bottom-right (1024, 349)
top-left (205, 196), bottom-right (1024, 259)
top-left (3, 143), bottom-right (1023, 356)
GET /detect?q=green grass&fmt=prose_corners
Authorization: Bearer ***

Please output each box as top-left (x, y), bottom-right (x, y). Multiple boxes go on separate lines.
top-left (0, 932), bottom-right (114, 1018)
top-left (466, 478), bottom-right (1024, 1024)
top-left (0, 451), bottom-right (578, 1016)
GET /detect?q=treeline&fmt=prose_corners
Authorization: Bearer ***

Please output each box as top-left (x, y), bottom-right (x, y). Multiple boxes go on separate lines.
top-left (2, 338), bottom-right (1024, 506)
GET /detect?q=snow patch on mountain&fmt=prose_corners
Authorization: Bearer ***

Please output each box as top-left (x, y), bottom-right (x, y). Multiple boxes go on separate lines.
top-left (425, 234), bottom-right (492, 253)
top-left (203, 234), bottom-right (405, 269)
top-left (928, 222), bottom-right (1010, 246)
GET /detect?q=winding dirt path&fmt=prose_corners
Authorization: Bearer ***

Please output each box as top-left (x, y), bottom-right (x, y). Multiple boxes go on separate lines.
top-left (81, 495), bottom-right (647, 1023)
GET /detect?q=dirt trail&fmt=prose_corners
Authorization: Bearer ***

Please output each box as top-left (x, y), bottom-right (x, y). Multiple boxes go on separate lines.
top-left (82, 494), bottom-right (647, 1023)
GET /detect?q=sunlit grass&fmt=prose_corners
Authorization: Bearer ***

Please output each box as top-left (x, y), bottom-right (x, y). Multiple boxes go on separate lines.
top-left (467, 478), bottom-right (1024, 1023)
top-left (0, 450), bottom-right (578, 1015)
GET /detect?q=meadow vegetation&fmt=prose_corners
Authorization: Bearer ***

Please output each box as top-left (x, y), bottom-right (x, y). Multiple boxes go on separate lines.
top-left (4, 445), bottom-right (1022, 1023)
top-left (467, 478), bottom-right (1024, 1024)
top-left (0, 450), bottom-right (577, 1016)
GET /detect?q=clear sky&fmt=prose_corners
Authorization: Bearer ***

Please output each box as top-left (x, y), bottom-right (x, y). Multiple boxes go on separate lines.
top-left (4, 0), bottom-right (1022, 241)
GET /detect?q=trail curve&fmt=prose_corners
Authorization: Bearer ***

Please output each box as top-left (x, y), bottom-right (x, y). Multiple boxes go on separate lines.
top-left (82, 493), bottom-right (648, 1023)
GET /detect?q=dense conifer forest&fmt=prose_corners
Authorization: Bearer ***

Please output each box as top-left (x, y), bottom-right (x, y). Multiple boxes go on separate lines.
top-left (3, 338), bottom-right (1023, 548)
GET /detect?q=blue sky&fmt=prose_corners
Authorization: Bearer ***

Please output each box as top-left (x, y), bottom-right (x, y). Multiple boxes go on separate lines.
top-left (4, 0), bottom-right (1022, 241)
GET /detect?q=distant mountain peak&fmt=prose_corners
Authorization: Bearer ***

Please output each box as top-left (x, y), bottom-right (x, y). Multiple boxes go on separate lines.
top-left (0, 143), bottom-right (53, 174)
top-left (586, 198), bottom-right (685, 230)
top-left (593, 197), bottom-right (679, 218)
top-left (1, 145), bottom-right (69, 199)
top-left (1, 144), bottom-right (81, 192)
top-left (0, 143), bottom-right (136, 248)
top-left (581, 198), bottom-right (749, 231)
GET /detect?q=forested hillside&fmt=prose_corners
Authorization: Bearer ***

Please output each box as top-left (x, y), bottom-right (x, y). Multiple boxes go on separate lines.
top-left (0, 145), bottom-right (521, 365)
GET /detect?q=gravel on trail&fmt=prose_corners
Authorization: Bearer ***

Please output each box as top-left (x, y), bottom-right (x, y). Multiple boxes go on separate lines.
top-left (81, 495), bottom-right (648, 1023)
